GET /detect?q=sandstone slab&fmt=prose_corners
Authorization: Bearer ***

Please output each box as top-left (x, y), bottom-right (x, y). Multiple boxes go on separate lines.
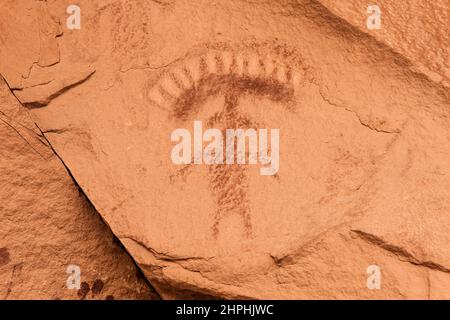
top-left (1, 0), bottom-right (449, 299)
top-left (0, 76), bottom-right (159, 300)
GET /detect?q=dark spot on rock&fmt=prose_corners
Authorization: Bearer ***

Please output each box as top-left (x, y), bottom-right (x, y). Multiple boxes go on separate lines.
top-left (77, 281), bottom-right (90, 300)
top-left (91, 279), bottom-right (104, 295)
top-left (112, 236), bottom-right (121, 246)
top-left (105, 295), bottom-right (114, 300)
top-left (0, 247), bottom-right (10, 266)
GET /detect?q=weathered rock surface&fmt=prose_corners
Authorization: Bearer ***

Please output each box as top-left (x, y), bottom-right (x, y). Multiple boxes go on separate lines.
top-left (317, 0), bottom-right (450, 88)
top-left (1, 0), bottom-right (449, 299)
top-left (0, 77), bottom-right (159, 300)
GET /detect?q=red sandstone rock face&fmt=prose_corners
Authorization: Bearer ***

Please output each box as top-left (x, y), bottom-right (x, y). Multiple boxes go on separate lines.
top-left (0, 77), bottom-right (159, 300)
top-left (317, 0), bottom-right (450, 87)
top-left (0, 0), bottom-right (449, 299)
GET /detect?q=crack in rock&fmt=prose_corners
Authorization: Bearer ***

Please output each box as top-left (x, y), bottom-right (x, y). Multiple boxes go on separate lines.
top-left (123, 236), bottom-right (214, 262)
top-left (351, 230), bottom-right (450, 274)
top-left (14, 69), bottom-right (96, 108)
top-left (316, 84), bottom-right (400, 134)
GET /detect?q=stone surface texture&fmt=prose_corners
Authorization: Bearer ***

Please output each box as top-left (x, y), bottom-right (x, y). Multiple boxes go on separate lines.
top-left (0, 76), bottom-right (159, 299)
top-left (0, 0), bottom-right (449, 299)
